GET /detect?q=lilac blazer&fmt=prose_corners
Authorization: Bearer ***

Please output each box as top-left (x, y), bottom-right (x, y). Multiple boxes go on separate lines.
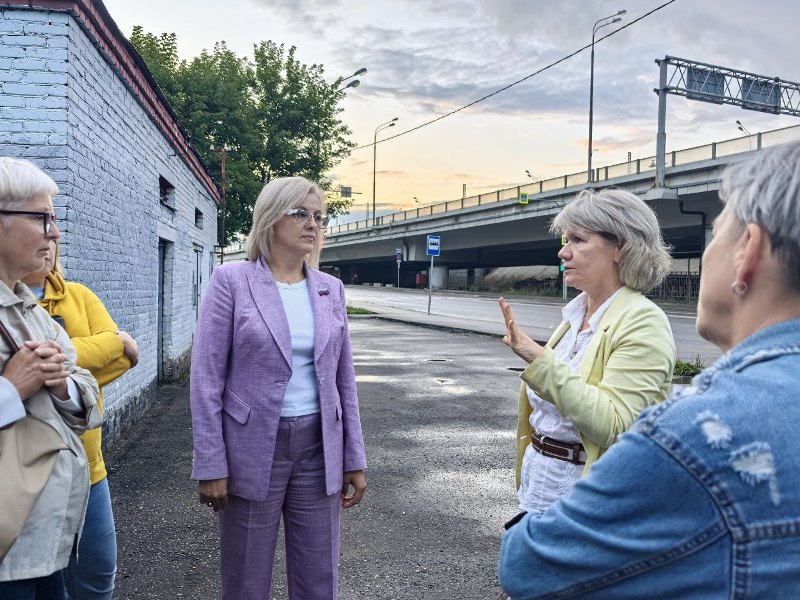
top-left (189, 258), bottom-right (367, 500)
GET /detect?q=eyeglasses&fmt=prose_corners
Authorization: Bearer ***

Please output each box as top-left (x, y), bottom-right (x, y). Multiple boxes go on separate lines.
top-left (285, 207), bottom-right (329, 228)
top-left (0, 209), bottom-right (58, 235)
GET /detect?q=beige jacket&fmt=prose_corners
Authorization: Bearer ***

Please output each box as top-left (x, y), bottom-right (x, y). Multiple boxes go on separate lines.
top-left (515, 287), bottom-right (676, 487)
top-left (0, 281), bottom-right (100, 581)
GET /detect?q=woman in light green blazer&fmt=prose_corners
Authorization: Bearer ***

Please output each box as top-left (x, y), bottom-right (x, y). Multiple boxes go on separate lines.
top-left (500, 188), bottom-right (676, 514)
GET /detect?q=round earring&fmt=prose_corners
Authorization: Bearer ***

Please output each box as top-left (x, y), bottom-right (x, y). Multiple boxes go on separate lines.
top-left (731, 281), bottom-right (748, 296)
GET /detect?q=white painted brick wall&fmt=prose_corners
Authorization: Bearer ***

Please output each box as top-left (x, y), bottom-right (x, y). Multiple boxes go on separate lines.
top-left (0, 9), bottom-right (218, 434)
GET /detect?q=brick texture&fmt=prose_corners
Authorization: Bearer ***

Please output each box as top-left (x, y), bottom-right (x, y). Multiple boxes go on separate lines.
top-left (0, 8), bottom-right (219, 447)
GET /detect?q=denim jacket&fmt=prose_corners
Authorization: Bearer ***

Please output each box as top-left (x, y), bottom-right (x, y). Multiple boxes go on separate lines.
top-left (499, 318), bottom-right (800, 599)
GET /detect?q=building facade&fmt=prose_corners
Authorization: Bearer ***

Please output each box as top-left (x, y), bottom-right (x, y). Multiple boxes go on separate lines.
top-left (0, 0), bottom-right (220, 444)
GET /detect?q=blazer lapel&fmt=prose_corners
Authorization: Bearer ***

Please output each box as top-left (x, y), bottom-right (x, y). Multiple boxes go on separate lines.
top-left (247, 258), bottom-right (292, 368)
top-left (578, 286), bottom-right (635, 379)
top-left (547, 321), bottom-right (571, 349)
top-left (305, 267), bottom-right (331, 363)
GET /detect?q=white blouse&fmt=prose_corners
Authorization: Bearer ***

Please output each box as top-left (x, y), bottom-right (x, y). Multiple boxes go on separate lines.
top-left (517, 287), bottom-right (622, 513)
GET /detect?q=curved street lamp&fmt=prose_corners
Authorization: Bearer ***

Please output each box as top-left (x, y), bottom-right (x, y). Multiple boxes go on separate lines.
top-left (315, 67), bottom-right (368, 180)
top-left (736, 119), bottom-right (751, 136)
top-left (335, 67), bottom-right (368, 88)
top-left (372, 117), bottom-right (398, 226)
top-left (588, 9), bottom-right (626, 183)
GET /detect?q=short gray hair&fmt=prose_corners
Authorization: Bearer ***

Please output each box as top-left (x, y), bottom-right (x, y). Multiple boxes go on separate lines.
top-left (246, 176), bottom-right (326, 267)
top-left (550, 188), bottom-right (672, 292)
top-left (0, 156), bottom-right (58, 210)
top-left (719, 141), bottom-right (800, 291)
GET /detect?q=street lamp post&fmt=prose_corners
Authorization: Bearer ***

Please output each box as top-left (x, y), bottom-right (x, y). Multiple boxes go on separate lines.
top-left (588, 9), bottom-right (626, 184)
top-left (372, 117), bottom-right (398, 226)
top-left (736, 119), bottom-right (751, 136)
top-left (315, 68), bottom-right (368, 180)
top-left (335, 67), bottom-right (367, 89)
top-left (737, 120), bottom-right (753, 149)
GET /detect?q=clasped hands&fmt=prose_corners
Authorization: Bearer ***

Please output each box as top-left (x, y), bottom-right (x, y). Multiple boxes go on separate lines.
top-left (499, 297), bottom-right (545, 365)
top-left (3, 339), bottom-right (71, 400)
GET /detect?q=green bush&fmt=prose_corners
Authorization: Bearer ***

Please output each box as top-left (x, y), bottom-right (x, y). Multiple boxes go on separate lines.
top-left (674, 355), bottom-right (704, 377)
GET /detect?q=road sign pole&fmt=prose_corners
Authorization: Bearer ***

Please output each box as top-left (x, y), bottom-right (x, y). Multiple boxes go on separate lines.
top-left (427, 254), bottom-right (434, 315)
top-left (395, 247), bottom-right (402, 289)
top-left (425, 235), bottom-right (440, 315)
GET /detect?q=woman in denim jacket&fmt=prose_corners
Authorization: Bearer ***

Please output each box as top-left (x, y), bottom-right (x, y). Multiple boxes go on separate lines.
top-left (499, 141), bottom-right (800, 599)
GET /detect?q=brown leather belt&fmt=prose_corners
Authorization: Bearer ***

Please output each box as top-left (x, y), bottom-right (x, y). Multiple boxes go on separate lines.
top-left (530, 427), bottom-right (587, 465)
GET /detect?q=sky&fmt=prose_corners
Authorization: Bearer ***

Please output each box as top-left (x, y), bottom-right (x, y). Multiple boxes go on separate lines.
top-left (102, 0), bottom-right (800, 222)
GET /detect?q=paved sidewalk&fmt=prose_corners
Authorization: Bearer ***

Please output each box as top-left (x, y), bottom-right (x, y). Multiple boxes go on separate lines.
top-left (107, 319), bottom-right (519, 599)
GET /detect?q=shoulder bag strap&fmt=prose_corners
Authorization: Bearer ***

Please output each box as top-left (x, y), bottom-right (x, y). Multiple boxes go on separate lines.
top-left (0, 319), bottom-right (20, 355)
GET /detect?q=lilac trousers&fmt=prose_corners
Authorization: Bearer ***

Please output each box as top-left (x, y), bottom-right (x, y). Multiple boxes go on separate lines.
top-left (218, 413), bottom-right (341, 600)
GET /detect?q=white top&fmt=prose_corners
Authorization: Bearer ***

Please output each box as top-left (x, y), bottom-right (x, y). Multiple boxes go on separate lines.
top-left (518, 287), bottom-right (623, 513)
top-left (276, 280), bottom-right (320, 417)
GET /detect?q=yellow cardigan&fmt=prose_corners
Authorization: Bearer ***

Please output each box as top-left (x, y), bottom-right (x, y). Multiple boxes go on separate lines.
top-left (515, 286), bottom-right (676, 488)
top-left (39, 273), bottom-right (131, 484)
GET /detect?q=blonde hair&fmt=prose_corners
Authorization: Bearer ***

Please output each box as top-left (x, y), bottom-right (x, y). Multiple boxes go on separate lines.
top-left (245, 177), bottom-right (326, 267)
top-left (49, 239), bottom-right (63, 275)
top-left (550, 188), bottom-right (672, 292)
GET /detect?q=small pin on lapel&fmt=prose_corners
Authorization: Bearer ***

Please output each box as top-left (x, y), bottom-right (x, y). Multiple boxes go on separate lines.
top-left (318, 285), bottom-right (330, 296)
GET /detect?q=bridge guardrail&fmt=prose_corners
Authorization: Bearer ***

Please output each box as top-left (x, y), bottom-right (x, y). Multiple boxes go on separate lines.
top-left (326, 124), bottom-right (800, 236)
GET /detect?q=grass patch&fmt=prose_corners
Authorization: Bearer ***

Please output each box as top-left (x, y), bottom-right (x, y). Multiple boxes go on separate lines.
top-left (347, 305), bottom-right (374, 315)
top-left (674, 355), bottom-right (704, 378)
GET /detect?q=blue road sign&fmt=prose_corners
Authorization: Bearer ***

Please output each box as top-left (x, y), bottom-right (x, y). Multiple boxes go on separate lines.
top-left (426, 235), bottom-right (441, 257)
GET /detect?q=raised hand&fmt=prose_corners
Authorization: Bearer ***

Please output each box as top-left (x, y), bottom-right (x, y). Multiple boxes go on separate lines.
top-left (499, 297), bottom-right (544, 364)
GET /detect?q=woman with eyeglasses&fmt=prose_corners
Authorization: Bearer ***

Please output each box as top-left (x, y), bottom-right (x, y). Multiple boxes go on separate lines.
top-left (190, 176), bottom-right (367, 599)
top-left (0, 157), bottom-right (100, 598)
top-left (21, 238), bottom-right (138, 600)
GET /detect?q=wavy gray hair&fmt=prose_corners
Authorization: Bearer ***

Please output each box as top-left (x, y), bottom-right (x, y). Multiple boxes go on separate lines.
top-left (0, 156), bottom-right (58, 211)
top-left (719, 141), bottom-right (800, 291)
top-left (550, 188), bottom-right (672, 292)
top-left (246, 176), bottom-right (326, 267)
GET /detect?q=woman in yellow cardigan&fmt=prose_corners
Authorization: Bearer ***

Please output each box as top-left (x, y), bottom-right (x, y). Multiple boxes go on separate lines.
top-left (499, 188), bottom-right (676, 517)
top-left (22, 240), bottom-right (138, 600)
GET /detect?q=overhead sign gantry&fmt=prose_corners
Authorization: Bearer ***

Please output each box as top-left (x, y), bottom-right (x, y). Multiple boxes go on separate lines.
top-left (654, 56), bottom-right (800, 187)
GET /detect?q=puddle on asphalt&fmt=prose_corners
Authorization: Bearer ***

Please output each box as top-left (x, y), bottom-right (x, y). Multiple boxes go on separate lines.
top-left (353, 362), bottom-right (414, 367)
top-left (352, 351), bottom-right (407, 361)
top-left (392, 426), bottom-right (515, 443)
top-left (355, 375), bottom-right (400, 383)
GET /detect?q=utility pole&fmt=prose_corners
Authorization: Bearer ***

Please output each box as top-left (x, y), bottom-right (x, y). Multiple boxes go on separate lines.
top-left (219, 146), bottom-right (227, 263)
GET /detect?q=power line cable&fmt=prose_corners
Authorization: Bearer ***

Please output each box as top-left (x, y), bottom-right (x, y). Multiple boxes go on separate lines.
top-left (355, 0), bottom-right (679, 151)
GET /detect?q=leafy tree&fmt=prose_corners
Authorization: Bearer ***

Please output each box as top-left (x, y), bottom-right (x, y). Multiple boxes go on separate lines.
top-left (129, 28), bottom-right (355, 244)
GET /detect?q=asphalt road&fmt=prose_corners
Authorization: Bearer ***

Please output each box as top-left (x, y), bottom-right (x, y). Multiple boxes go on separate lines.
top-left (107, 318), bottom-right (520, 599)
top-left (343, 286), bottom-right (721, 363)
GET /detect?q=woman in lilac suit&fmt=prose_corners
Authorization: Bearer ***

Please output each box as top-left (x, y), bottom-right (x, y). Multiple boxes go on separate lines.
top-left (190, 176), bottom-right (367, 600)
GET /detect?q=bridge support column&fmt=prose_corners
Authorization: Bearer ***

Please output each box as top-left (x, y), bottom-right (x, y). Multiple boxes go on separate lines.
top-left (431, 265), bottom-right (449, 290)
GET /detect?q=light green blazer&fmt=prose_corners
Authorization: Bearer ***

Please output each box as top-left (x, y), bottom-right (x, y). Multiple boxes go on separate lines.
top-left (515, 286), bottom-right (676, 488)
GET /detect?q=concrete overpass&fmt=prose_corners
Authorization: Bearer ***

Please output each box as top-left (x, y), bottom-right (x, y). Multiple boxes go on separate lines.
top-left (321, 125), bottom-right (800, 286)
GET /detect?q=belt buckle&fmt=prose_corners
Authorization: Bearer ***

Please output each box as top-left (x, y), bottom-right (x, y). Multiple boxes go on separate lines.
top-left (562, 445), bottom-right (576, 462)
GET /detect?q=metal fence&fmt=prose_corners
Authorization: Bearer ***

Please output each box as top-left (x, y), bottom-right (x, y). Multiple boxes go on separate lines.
top-left (447, 271), bottom-right (700, 302)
